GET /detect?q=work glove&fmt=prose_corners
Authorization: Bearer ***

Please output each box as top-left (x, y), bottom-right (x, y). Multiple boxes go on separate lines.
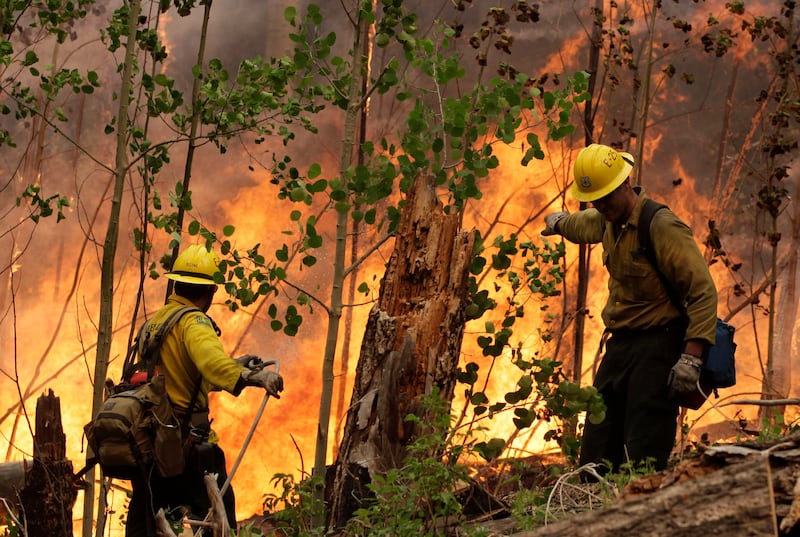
top-left (235, 354), bottom-right (264, 370)
top-left (242, 368), bottom-right (284, 399)
top-left (667, 353), bottom-right (703, 393)
top-left (541, 211), bottom-right (568, 236)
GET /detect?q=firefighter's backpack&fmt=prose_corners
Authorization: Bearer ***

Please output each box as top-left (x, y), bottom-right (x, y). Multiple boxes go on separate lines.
top-left (82, 306), bottom-right (200, 480)
top-left (638, 199), bottom-right (737, 409)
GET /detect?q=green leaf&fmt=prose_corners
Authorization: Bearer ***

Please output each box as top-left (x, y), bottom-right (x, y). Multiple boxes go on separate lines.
top-left (276, 244), bottom-right (289, 262)
top-left (24, 51), bottom-right (38, 66)
top-left (469, 391), bottom-right (489, 405)
top-left (512, 408), bottom-right (535, 429)
top-left (308, 162), bottom-right (321, 179)
top-left (475, 438), bottom-right (506, 461)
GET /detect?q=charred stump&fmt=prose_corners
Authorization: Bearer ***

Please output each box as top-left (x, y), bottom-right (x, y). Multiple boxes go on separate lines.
top-left (328, 175), bottom-right (475, 529)
top-left (17, 390), bottom-right (77, 536)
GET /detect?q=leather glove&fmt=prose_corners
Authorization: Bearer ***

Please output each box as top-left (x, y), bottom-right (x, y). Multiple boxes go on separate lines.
top-left (542, 211), bottom-right (568, 236)
top-left (668, 353), bottom-right (703, 393)
top-left (235, 354), bottom-right (264, 370)
top-left (242, 368), bottom-right (284, 398)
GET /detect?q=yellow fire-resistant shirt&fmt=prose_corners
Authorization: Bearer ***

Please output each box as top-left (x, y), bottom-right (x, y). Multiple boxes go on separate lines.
top-left (143, 294), bottom-right (245, 412)
top-left (557, 188), bottom-right (717, 346)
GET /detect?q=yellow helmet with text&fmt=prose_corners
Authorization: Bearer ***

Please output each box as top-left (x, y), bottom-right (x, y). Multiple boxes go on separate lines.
top-left (165, 244), bottom-right (220, 285)
top-left (571, 143), bottom-right (634, 202)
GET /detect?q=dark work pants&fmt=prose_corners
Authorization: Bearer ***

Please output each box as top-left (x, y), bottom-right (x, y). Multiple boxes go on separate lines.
top-left (126, 443), bottom-right (236, 536)
top-left (578, 323), bottom-right (683, 475)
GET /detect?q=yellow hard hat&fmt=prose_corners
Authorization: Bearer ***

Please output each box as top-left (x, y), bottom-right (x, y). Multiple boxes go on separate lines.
top-left (165, 244), bottom-right (220, 285)
top-left (571, 143), bottom-right (634, 202)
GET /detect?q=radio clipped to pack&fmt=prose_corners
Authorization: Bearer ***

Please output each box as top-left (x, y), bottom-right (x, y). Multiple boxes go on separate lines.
top-left (82, 306), bottom-right (201, 480)
top-left (638, 199), bottom-right (737, 410)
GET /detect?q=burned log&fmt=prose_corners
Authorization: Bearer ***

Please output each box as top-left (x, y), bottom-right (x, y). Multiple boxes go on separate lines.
top-left (512, 435), bottom-right (800, 537)
top-left (17, 390), bottom-right (77, 537)
top-left (328, 175), bottom-right (475, 529)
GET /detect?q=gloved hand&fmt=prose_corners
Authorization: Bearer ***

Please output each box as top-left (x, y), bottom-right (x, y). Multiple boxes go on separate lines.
top-left (542, 211), bottom-right (568, 236)
top-left (668, 353), bottom-right (703, 393)
top-left (242, 368), bottom-right (284, 398)
top-left (235, 354), bottom-right (264, 370)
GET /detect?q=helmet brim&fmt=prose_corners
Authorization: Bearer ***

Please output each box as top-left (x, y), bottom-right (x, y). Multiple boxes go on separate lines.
top-left (165, 272), bottom-right (217, 285)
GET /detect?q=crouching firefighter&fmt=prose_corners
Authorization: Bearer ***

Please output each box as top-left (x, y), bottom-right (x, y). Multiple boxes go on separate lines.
top-left (126, 244), bottom-right (285, 537)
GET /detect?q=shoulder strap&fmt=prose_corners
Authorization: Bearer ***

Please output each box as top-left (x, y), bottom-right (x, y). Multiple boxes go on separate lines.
top-left (637, 199), bottom-right (667, 263)
top-left (122, 306), bottom-right (200, 381)
top-left (638, 199), bottom-right (685, 314)
top-left (138, 306), bottom-right (200, 371)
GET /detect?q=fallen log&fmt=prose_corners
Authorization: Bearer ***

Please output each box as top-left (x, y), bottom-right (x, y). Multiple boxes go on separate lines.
top-left (512, 436), bottom-right (800, 537)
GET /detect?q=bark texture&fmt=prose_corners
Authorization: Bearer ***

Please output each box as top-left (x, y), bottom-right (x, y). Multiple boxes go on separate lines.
top-left (328, 175), bottom-right (475, 528)
top-left (515, 436), bottom-right (800, 537)
top-left (18, 390), bottom-right (77, 537)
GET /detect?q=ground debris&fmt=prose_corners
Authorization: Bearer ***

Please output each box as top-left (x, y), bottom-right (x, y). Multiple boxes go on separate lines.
top-left (473, 432), bottom-right (800, 536)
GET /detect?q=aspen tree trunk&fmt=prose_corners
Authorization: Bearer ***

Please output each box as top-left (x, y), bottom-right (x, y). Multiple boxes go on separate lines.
top-left (83, 2), bottom-right (142, 536)
top-left (771, 179), bottom-right (800, 407)
top-left (310, 1), bottom-right (370, 525)
top-left (631, 0), bottom-right (658, 185)
top-left (164, 0), bottom-right (212, 302)
top-left (328, 174), bottom-right (475, 529)
top-left (573, 0), bottom-right (604, 385)
top-left (334, 0), bottom-right (373, 461)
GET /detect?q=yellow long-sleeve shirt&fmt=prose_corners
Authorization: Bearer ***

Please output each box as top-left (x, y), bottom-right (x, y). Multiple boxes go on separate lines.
top-left (557, 188), bottom-right (717, 345)
top-left (143, 295), bottom-right (245, 411)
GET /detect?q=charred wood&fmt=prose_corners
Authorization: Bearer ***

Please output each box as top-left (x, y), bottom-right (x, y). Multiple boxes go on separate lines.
top-left (17, 390), bottom-right (77, 537)
top-left (328, 175), bottom-right (475, 529)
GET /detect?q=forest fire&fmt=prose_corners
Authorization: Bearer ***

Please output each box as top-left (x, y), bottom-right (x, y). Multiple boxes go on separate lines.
top-left (0, 0), bottom-right (794, 535)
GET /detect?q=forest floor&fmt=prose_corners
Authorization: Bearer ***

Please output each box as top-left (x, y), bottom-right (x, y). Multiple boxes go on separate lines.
top-left (471, 427), bottom-right (800, 537)
top-left (245, 417), bottom-right (799, 536)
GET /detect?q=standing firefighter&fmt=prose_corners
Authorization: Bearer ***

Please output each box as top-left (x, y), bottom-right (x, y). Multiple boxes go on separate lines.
top-left (126, 244), bottom-right (285, 536)
top-left (541, 143), bottom-right (717, 475)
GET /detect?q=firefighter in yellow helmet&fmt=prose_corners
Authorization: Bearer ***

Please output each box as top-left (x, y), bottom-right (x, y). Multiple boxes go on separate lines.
top-left (126, 244), bottom-right (284, 536)
top-left (542, 143), bottom-right (717, 476)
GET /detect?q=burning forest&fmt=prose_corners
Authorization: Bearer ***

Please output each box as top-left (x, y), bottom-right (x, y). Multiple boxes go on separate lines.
top-left (1, 0), bottom-right (799, 535)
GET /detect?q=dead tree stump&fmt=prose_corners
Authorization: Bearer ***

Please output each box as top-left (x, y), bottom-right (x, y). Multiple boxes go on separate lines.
top-left (328, 175), bottom-right (475, 529)
top-left (17, 390), bottom-right (77, 536)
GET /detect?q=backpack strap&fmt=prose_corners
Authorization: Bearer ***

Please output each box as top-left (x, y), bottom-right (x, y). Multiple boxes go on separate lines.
top-left (138, 306), bottom-right (201, 375)
top-left (637, 199), bottom-right (685, 314)
top-left (121, 306), bottom-right (200, 381)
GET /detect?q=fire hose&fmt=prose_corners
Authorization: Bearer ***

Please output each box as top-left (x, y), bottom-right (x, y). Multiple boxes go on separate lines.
top-left (192, 359), bottom-right (279, 536)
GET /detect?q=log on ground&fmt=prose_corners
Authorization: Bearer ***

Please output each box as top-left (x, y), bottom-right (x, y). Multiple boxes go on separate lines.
top-left (514, 438), bottom-right (800, 537)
